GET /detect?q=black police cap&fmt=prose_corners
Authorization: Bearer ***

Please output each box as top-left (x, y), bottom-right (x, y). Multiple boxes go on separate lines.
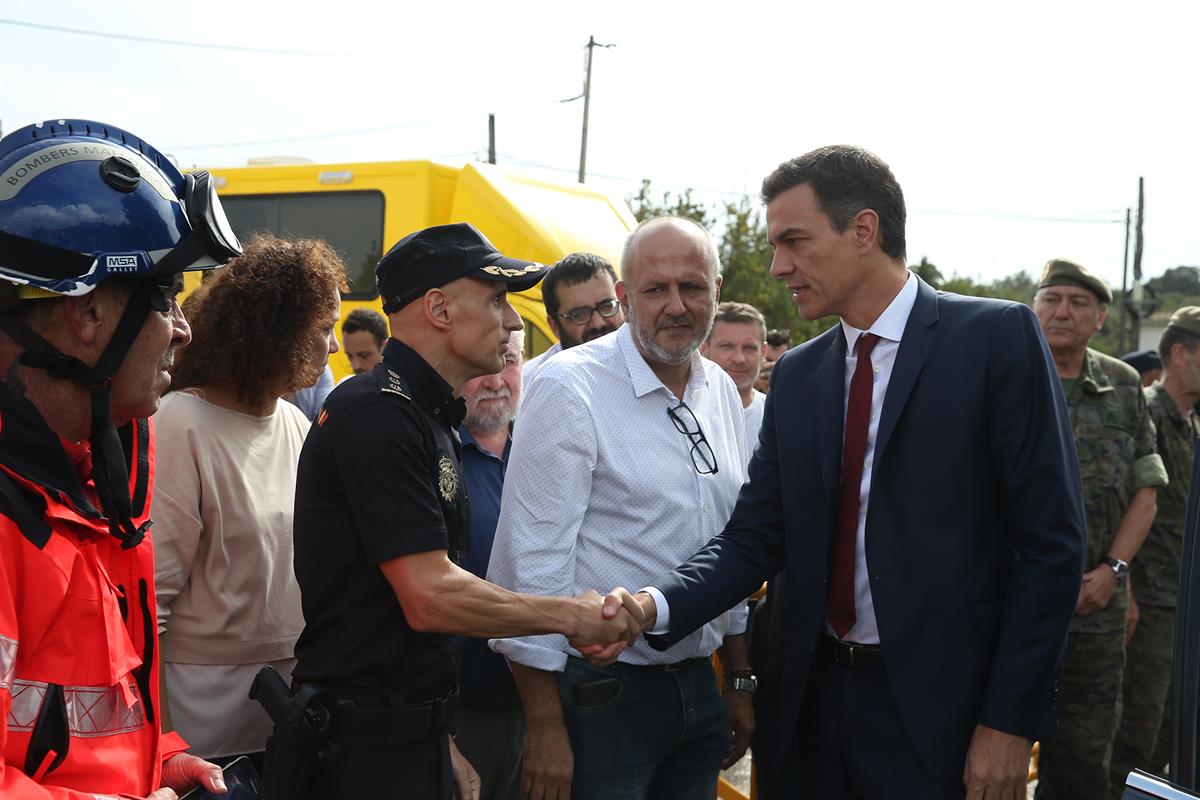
top-left (377, 223), bottom-right (549, 314)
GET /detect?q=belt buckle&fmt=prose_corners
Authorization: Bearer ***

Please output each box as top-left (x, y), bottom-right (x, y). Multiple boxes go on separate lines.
top-left (664, 660), bottom-right (687, 672)
top-left (831, 640), bottom-right (857, 668)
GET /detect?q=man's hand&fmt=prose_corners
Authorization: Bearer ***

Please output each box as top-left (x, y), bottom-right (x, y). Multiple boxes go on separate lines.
top-left (522, 718), bottom-right (574, 800)
top-left (160, 753), bottom-right (226, 796)
top-left (722, 689), bottom-right (755, 769)
top-left (449, 736), bottom-right (481, 800)
top-left (574, 587), bottom-right (654, 666)
top-left (1075, 565), bottom-right (1118, 616)
top-left (567, 589), bottom-right (643, 664)
top-left (962, 724), bottom-right (1032, 799)
top-left (144, 791), bottom-right (179, 800)
top-left (1126, 584), bottom-right (1140, 644)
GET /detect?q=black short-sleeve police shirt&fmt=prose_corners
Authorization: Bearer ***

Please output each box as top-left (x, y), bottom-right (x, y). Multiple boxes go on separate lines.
top-left (292, 339), bottom-right (469, 697)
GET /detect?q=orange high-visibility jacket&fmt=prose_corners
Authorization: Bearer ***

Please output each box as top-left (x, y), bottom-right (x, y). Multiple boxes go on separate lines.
top-left (0, 392), bottom-right (188, 799)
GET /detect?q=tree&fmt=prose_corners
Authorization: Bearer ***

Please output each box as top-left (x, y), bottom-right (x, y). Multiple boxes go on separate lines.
top-left (1147, 266), bottom-right (1200, 297)
top-left (910, 257), bottom-right (944, 289)
top-left (628, 179), bottom-right (712, 226)
top-left (715, 195), bottom-right (835, 338)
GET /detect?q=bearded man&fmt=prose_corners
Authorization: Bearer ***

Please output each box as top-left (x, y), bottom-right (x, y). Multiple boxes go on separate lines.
top-left (488, 217), bottom-right (754, 800)
top-left (454, 329), bottom-right (526, 800)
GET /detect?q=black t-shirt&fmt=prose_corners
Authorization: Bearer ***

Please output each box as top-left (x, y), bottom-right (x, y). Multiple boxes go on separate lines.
top-left (292, 339), bottom-right (470, 698)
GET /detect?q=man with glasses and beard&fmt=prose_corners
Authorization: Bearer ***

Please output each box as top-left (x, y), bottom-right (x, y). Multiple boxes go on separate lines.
top-left (523, 252), bottom-right (624, 387)
top-left (454, 330), bottom-right (526, 800)
top-left (487, 217), bottom-right (754, 800)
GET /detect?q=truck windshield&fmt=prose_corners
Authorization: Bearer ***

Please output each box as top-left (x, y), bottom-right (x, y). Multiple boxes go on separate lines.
top-left (219, 191), bottom-right (385, 299)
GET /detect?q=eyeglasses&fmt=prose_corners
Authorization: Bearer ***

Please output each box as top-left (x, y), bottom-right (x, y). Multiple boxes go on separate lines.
top-left (556, 298), bottom-right (620, 326)
top-left (668, 401), bottom-right (719, 475)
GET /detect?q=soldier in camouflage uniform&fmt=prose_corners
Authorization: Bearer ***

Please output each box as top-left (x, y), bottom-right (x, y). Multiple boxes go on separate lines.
top-left (1032, 259), bottom-right (1168, 800)
top-left (1108, 308), bottom-right (1200, 795)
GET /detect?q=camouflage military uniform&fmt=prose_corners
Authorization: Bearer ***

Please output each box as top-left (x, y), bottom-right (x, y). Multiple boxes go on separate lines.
top-left (1107, 382), bottom-right (1199, 794)
top-left (1036, 349), bottom-right (1168, 800)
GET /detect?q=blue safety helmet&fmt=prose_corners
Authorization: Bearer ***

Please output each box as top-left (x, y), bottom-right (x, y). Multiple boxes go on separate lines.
top-left (0, 118), bottom-right (241, 297)
top-left (0, 119), bottom-right (241, 551)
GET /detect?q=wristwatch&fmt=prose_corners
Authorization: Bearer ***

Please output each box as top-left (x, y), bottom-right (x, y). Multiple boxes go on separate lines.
top-left (1101, 557), bottom-right (1129, 586)
top-left (722, 673), bottom-right (757, 696)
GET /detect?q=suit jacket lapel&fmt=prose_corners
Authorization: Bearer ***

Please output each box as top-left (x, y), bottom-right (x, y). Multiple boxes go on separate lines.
top-left (816, 327), bottom-right (847, 496)
top-left (876, 279), bottom-right (940, 462)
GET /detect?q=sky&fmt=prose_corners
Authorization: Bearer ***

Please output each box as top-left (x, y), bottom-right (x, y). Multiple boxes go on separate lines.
top-left (2, 0), bottom-right (1196, 292)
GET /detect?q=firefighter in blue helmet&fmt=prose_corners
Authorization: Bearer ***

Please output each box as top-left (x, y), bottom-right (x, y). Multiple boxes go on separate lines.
top-left (0, 119), bottom-right (239, 798)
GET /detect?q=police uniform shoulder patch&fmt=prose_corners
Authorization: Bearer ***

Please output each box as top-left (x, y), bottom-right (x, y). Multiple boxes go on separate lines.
top-left (437, 455), bottom-right (458, 503)
top-left (379, 368), bottom-right (412, 401)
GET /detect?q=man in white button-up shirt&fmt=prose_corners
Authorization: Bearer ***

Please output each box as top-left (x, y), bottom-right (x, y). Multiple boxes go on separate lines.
top-left (702, 301), bottom-right (769, 460)
top-left (488, 217), bottom-right (753, 800)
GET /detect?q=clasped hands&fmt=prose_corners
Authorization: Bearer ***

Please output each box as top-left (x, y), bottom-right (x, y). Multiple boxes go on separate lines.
top-left (567, 587), bottom-right (655, 665)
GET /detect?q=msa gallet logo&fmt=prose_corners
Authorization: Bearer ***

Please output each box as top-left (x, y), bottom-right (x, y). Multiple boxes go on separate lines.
top-left (105, 255), bottom-right (141, 273)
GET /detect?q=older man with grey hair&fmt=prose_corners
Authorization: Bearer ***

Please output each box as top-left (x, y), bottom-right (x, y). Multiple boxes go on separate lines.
top-left (487, 217), bottom-right (754, 800)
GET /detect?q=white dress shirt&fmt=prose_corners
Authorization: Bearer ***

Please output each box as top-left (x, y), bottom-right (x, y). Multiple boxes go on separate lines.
top-left (646, 272), bottom-right (918, 645)
top-left (488, 324), bottom-right (749, 672)
top-left (743, 389), bottom-right (766, 461)
top-left (831, 271), bottom-right (918, 644)
top-left (521, 341), bottom-right (562, 390)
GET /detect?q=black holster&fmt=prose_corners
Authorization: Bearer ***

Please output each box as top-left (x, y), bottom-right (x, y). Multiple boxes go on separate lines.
top-left (250, 666), bottom-right (336, 800)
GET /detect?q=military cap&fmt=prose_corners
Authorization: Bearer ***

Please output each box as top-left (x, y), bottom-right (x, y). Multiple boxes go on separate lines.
top-left (1120, 348), bottom-right (1162, 375)
top-left (1166, 306), bottom-right (1200, 338)
top-left (1037, 258), bottom-right (1113, 304)
top-left (377, 222), bottom-right (549, 314)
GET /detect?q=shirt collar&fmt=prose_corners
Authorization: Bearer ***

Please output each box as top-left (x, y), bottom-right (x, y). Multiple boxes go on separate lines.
top-left (1079, 349), bottom-right (1114, 395)
top-left (459, 422), bottom-right (513, 461)
top-left (1149, 382), bottom-right (1194, 428)
top-left (839, 271), bottom-right (918, 350)
top-left (382, 338), bottom-right (457, 414)
top-left (616, 323), bottom-right (709, 400)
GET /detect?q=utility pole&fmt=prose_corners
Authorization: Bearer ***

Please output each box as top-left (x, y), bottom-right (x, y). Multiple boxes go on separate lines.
top-left (487, 114), bottom-right (496, 165)
top-left (1131, 177), bottom-right (1146, 349)
top-left (577, 36), bottom-right (613, 184)
top-left (1119, 208), bottom-right (1131, 353)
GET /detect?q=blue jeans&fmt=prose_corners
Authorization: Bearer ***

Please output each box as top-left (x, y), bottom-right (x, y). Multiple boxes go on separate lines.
top-left (557, 656), bottom-right (729, 800)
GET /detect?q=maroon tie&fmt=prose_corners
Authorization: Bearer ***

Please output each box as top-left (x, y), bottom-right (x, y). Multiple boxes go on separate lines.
top-left (827, 332), bottom-right (881, 639)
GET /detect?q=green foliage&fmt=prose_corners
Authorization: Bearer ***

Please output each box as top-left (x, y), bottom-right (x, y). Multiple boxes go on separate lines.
top-left (628, 179), bottom-right (713, 226)
top-left (911, 257), bottom-right (944, 288)
top-left (715, 195), bottom-right (835, 339)
top-left (1145, 266), bottom-right (1200, 315)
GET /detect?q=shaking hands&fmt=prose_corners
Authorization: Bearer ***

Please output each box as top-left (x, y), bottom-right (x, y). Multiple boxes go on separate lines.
top-left (567, 587), bottom-right (658, 666)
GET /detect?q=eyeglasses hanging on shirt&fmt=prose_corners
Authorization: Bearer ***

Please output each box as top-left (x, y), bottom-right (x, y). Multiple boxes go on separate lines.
top-left (667, 400), bottom-right (719, 475)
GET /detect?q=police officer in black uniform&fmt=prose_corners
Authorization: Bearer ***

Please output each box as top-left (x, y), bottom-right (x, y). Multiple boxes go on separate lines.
top-left (290, 223), bottom-right (645, 800)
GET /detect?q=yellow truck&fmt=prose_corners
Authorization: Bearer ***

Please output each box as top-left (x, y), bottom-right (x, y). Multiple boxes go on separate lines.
top-left (203, 159), bottom-right (636, 380)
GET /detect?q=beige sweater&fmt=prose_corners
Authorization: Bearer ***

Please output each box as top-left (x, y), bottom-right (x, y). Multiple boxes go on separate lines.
top-left (153, 391), bottom-right (309, 664)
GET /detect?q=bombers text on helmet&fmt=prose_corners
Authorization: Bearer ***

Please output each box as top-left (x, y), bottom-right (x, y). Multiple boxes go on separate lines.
top-left (0, 119), bottom-right (241, 295)
top-left (0, 119), bottom-right (242, 549)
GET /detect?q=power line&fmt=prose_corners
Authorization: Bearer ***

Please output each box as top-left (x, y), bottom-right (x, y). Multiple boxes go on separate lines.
top-left (0, 17), bottom-right (395, 58)
top-left (168, 115), bottom-right (495, 151)
top-left (167, 102), bottom-right (567, 151)
top-left (911, 208), bottom-right (1126, 224)
top-left (499, 155), bottom-right (743, 197)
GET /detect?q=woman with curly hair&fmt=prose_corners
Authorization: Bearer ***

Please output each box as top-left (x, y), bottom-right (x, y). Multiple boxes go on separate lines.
top-left (153, 234), bottom-right (348, 768)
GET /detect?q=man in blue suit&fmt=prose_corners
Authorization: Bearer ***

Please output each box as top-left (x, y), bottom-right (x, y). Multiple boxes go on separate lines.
top-left (598, 146), bottom-right (1086, 798)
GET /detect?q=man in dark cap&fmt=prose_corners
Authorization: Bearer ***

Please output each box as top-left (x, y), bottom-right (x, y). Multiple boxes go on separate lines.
top-left (1032, 258), bottom-right (1167, 800)
top-left (289, 223), bottom-right (646, 800)
top-left (1122, 348), bottom-right (1163, 388)
top-left (1109, 307), bottom-right (1200, 794)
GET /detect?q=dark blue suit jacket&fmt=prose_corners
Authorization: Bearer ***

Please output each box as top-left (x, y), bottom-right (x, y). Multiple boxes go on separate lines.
top-left (648, 279), bottom-right (1085, 781)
